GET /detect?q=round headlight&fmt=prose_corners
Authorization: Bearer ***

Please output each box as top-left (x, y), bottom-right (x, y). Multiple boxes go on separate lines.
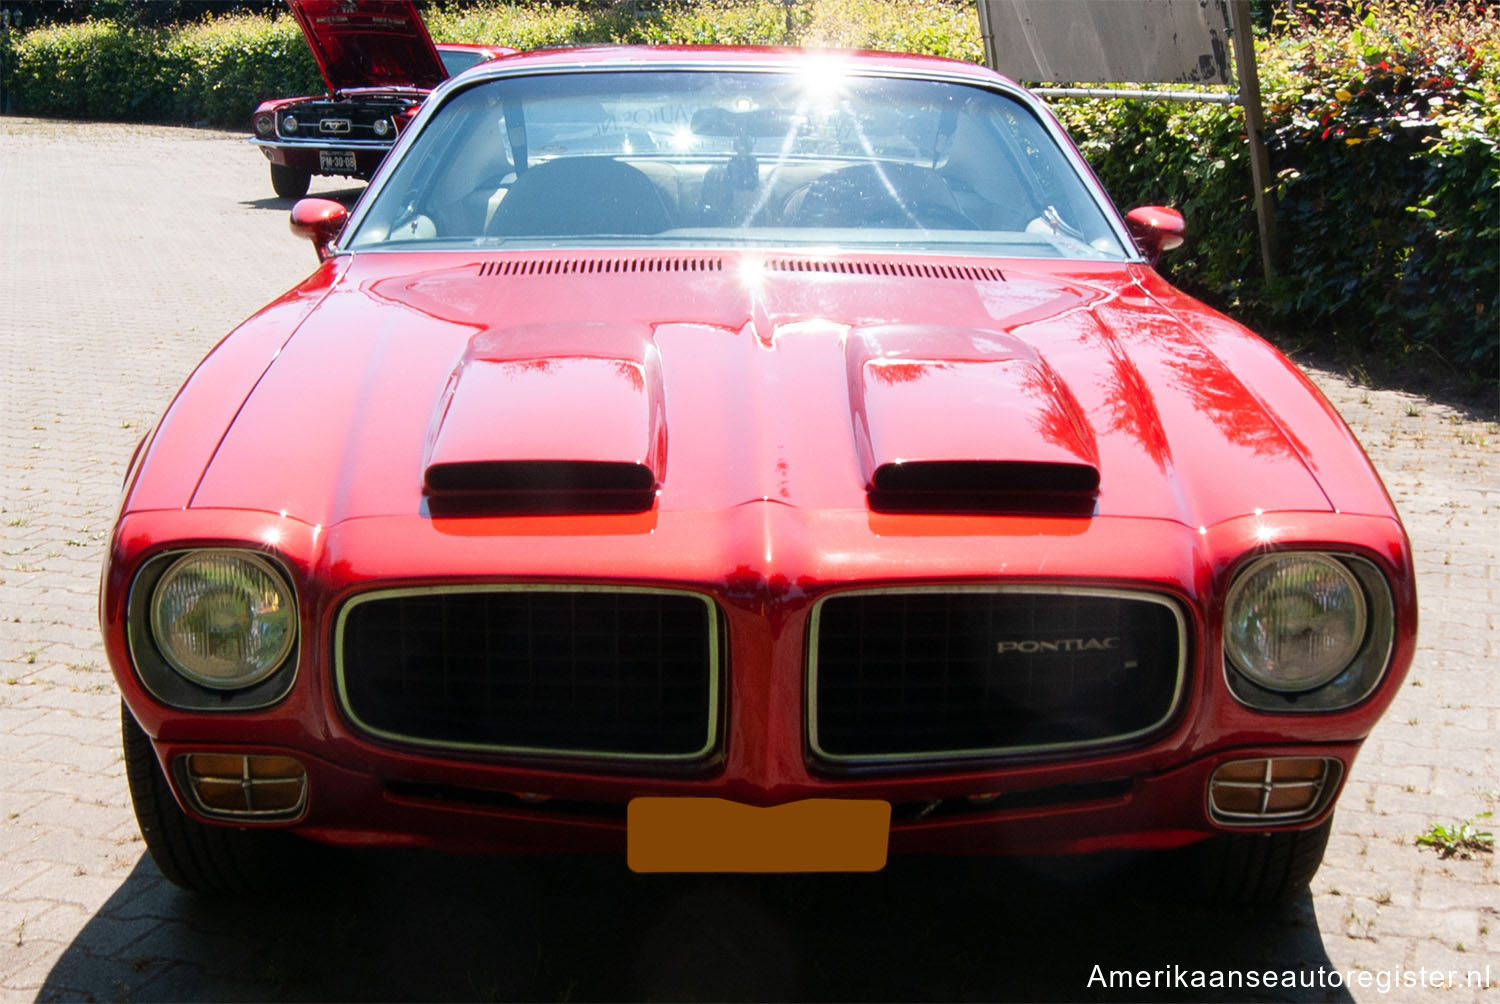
top-left (150, 551), bottom-right (296, 690)
top-left (253, 114), bottom-right (275, 137)
top-left (372, 118), bottom-right (391, 138)
top-left (1224, 553), bottom-right (1367, 692)
top-left (282, 115), bottom-right (298, 134)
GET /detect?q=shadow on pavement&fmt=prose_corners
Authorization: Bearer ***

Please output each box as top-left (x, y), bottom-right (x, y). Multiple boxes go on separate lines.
top-left (241, 186), bottom-right (365, 212)
top-left (41, 849), bottom-right (1351, 1002)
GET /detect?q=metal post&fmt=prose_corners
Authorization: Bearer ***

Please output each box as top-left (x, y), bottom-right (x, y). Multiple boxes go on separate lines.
top-left (1229, 0), bottom-right (1278, 278)
top-left (1, 9), bottom-right (10, 117)
top-left (977, 0), bottom-right (996, 74)
top-left (1, 9), bottom-right (18, 116)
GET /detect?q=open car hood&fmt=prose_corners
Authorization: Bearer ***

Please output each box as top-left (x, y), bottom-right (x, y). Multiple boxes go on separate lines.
top-left (288, 0), bottom-right (447, 94)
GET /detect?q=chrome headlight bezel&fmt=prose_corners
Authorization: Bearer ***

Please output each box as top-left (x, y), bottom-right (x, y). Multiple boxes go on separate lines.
top-left (1222, 551), bottom-right (1396, 713)
top-left (126, 548), bottom-right (300, 711)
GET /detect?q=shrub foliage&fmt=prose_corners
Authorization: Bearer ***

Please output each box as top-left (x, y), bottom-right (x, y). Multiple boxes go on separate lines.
top-left (3, 0), bottom-right (1493, 382)
top-left (1056, 0), bottom-right (1497, 382)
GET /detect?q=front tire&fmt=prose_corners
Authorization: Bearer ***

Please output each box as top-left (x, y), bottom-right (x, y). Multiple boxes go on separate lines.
top-left (1186, 818), bottom-right (1334, 906)
top-left (269, 163), bottom-right (311, 199)
top-left (121, 702), bottom-right (311, 896)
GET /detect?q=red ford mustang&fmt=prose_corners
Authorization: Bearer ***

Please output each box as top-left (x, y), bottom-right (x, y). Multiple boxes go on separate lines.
top-left (249, 0), bottom-right (513, 198)
top-left (106, 45), bottom-right (1416, 899)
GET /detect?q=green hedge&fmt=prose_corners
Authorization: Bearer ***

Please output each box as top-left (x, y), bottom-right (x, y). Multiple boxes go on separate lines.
top-left (3, 14), bottom-right (319, 122)
top-left (3, 0), bottom-right (1494, 383)
top-left (6, 20), bottom-right (168, 119)
top-left (159, 15), bottom-right (321, 125)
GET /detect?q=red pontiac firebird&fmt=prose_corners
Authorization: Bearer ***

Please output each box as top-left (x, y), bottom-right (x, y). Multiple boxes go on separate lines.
top-left (249, 0), bottom-right (514, 199)
top-left (105, 45), bottom-right (1416, 900)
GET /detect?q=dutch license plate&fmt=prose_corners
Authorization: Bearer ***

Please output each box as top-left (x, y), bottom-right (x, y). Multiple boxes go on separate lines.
top-left (319, 149), bottom-right (358, 172)
top-left (627, 797), bottom-right (890, 873)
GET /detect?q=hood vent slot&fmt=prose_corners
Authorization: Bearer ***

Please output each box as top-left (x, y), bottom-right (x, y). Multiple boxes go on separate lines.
top-left (868, 460), bottom-right (1099, 517)
top-left (475, 257), bottom-right (996, 280)
top-left (765, 259), bottom-right (1003, 282)
top-left (478, 257), bottom-right (723, 278)
top-left (425, 460), bottom-right (656, 516)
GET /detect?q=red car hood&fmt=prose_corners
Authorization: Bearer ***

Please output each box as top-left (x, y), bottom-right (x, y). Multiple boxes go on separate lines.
top-left (289, 0), bottom-right (446, 94)
top-left (190, 252), bottom-right (1341, 530)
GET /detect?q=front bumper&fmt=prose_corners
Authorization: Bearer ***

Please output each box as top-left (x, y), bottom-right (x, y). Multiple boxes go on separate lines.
top-left (139, 731), bottom-right (1364, 856)
top-left (250, 138), bottom-right (392, 178)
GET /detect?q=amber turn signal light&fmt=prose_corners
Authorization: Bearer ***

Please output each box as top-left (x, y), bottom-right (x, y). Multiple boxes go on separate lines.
top-left (178, 753), bottom-right (307, 820)
top-left (1208, 757), bottom-right (1341, 824)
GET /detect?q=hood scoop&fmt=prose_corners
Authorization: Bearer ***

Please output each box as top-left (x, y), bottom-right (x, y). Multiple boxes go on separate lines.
top-left (423, 323), bottom-right (664, 515)
top-left (848, 325), bottom-right (1100, 516)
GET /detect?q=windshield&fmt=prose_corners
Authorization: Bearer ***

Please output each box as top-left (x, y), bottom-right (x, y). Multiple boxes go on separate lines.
top-left (347, 67), bottom-right (1128, 260)
top-left (438, 49), bottom-right (488, 76)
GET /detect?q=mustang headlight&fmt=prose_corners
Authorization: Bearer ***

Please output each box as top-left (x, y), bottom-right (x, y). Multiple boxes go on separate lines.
top-left (1224, 553), bottom-right (1367, 692)
top-left (149, 550), bottom-right (297, 690)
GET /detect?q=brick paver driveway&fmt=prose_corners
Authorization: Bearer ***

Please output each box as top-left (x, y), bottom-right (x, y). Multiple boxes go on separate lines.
top-left (1, 118), bottom-right (1495, 1002)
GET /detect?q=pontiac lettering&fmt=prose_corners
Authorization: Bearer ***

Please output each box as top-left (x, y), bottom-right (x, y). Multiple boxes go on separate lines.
top-left (996, 637), bottom-right (1122, 655)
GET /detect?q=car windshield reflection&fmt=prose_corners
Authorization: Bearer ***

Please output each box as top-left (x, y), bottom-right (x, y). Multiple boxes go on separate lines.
top-left (347, 69), bottom-right (1129, 260)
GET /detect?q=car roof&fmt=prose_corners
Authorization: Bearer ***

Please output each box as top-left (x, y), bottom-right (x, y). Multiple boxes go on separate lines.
top-left (456, 44), bottom-right (1014, 87)
top-left (436, 43), bottom-right (518, 58)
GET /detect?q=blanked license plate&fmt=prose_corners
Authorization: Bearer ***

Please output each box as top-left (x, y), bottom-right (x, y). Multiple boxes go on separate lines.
top-left (627, 797), bottom-right (890, 873)
top-left (318, 149), bottom-right (358, 172)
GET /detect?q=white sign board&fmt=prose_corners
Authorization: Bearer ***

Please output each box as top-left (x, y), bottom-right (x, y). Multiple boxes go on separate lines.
top-left (978, 0), bottom-right (1233, 84)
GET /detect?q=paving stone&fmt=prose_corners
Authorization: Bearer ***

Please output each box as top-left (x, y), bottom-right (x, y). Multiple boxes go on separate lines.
top-left (1417, 868), bottom-right (1500, 912)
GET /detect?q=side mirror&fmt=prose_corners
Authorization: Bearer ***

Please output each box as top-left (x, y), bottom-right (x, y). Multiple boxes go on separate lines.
top-left (1124, 206), bottom-right (1186, 266)
top-left (289, 198), bottom-right (348, 261)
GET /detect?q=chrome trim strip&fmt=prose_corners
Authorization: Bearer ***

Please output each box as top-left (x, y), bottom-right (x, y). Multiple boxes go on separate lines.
top-left (806, 584), bottom-right (1188, 765)
top-left (249, 138), bottom-right (393, 151)
top-left (334, 584), bottom-right (721, 763)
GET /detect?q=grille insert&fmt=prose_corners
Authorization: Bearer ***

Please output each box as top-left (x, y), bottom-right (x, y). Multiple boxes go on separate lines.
top-left (277, 100), bottom-right (408, 142)
top-left (337, 587), bottom-right (719, 761)
top-left (810, 588), bottom-right (1184, 764)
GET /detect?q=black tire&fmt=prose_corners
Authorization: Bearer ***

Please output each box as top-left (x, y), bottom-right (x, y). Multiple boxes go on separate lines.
top-left (1185, 817), bottom-right (1334, 906)
top-left (269, 163), bottom-right (311, 200)
top-left (121, 702), bottom-right (313, 896)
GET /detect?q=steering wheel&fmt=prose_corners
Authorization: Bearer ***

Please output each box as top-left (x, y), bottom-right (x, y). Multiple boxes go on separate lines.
top-left (784, 163), bottom-right (976, 230)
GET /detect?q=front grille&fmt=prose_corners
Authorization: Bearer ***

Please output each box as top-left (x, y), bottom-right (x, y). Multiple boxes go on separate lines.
top-left (278, 100), bottom-right (409, 142)
top-left (337, 587), bottom-right (719, 761)
top-left (810, 588), bottom-right (1185, 764)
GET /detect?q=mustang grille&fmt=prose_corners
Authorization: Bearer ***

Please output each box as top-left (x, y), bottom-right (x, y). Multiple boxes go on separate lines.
top-left (337, 587), bottom-right (719, 761)
top-left (278, 100), bottom-right (408, 141)
top-left (810, 588), bottom-right (1184, 763)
